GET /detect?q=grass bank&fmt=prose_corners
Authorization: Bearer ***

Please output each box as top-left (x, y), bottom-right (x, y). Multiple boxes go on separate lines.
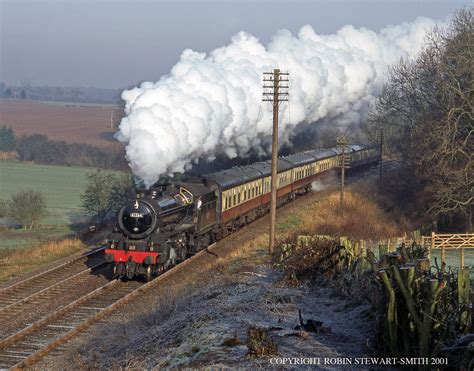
top-left (277, 181), bottom-right (405, 240)
top-left (0, 238), bottom-right (86, 282)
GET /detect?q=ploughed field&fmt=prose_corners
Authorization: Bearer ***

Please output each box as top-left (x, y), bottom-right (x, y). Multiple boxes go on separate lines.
top-left (0, 99), bottom-right (121, 147)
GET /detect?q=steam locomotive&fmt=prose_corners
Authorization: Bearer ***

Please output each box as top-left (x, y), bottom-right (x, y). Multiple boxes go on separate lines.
top-left (105, 144), bottom-right (381, 280)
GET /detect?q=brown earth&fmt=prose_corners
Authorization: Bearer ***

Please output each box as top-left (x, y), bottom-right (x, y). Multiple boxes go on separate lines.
top-left (0, 99), bottom-right (123, 147)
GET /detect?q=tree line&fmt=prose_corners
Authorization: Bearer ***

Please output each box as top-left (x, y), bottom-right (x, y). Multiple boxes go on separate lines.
top-left (0, 126), bottom-right (128, 170)
top-left (0, 82), bottom-right (120, 104)
top-left (366, 8), bottom-right (473, 232)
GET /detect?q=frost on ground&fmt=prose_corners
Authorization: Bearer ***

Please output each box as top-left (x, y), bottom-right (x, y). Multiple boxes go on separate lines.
top-left (72, 258), bottom-right (376, 369)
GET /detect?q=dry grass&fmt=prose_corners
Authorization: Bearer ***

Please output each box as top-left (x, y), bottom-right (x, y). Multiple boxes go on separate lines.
top-left (246, 326), bottom-right (278, 357)
top-left (0, 238), bottom-right (86, 282)
top-left (278, 183), bottom-right (407, 241)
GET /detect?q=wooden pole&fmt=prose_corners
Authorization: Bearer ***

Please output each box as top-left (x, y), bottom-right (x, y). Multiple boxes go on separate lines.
top-left (337, 134), bottom-right (347, 217)
top-left (263, 69), bottom-right (289, 254)
top-left (379, 128), bottom-right (384, 182)
top-left (460, 247), bottom-right (465, 269)
top-left (269, 69), bottom-right (280, 255)
top-left (431, 231), bottom-right (435, 262)
top-left (340, 140), bottom-right (345, 217)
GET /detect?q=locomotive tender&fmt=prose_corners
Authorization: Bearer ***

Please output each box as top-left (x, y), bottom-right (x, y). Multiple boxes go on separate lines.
top-left (105, 144), bottom-right (381, 280)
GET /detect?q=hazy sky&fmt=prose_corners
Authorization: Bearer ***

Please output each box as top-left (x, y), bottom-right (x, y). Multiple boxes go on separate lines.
top-left (0, 0), bottom-right (470, 89)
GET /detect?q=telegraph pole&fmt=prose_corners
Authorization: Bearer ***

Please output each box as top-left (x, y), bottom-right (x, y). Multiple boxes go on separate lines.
top-left (337, 134), bottom-right (348, 217)
top-left (379, 128), bottom-right (384, 182)
top-left (263, 69), bottom-right (289, 254)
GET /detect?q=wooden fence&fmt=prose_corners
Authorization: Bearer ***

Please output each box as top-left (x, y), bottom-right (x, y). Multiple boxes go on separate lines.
top-left (422, 232), bottom-right (474, 268)
top-left (295, 232), bottom-right (473, 268)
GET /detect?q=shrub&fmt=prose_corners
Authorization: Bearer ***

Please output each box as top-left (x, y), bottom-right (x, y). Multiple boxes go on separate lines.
top-left (6, 189), bottom-right (47, 229)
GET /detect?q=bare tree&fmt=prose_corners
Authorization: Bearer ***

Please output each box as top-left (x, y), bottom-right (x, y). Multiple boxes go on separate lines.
top-left (367, 8), bottom-right (473, 231)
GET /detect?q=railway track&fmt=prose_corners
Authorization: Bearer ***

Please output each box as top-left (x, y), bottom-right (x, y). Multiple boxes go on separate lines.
top-left (0, 247), bottom-right (105, 310)
top-left (0, 261), bottom-right (109, 341)
top-left (0, 245), bottom-right (215, 370)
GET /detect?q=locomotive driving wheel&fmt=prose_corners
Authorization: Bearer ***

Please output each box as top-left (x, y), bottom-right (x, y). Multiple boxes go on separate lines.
top-left (177, 245), bottom-right (188, 262)
top-left (146, 265), bottom-right (153, 282)
top-left (113, 262), bottom-right (125, 279)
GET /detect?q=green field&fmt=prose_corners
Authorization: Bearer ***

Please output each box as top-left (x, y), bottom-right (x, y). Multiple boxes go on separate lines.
top-left (430, 249), bottom-right (474, 279)
top-left (0, 160), bottom-right (107, 249)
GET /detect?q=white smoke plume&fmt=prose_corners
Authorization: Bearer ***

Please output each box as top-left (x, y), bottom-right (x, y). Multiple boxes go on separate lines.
top-left (116, 17), bottom-right (438, 186)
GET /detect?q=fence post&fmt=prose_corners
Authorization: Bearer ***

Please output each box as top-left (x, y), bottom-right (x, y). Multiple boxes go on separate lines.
top-left (460, 247), bottom-right (465, 269)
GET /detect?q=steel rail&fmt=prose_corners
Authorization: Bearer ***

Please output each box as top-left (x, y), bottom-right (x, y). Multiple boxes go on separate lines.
top-left (0, 261), bottom-right (107, 318)
top-left (0, 246), bottom-right (105, 296)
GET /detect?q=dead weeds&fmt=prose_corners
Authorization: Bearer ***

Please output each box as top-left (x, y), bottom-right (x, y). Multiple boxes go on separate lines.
top-left (0, 238), bottom-right (86, 282)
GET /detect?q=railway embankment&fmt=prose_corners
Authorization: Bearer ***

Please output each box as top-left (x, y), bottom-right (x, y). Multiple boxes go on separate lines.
top-left (34, 179), bottom-right (405, 369)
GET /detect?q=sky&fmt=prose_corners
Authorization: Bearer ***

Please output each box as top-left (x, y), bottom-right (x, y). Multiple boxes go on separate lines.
top-left (0, 0), bottom-right (470, 89)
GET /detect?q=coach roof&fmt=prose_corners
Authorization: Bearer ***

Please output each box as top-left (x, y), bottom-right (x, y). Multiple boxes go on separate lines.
top-left (283, 152), bottom-right (317, 167)
top-left (305, 149), bottom-right (338, 160)
top-left (249, 158), bottom-right (293, 177)
top-left (205, 166), bottom-right (262, 190)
